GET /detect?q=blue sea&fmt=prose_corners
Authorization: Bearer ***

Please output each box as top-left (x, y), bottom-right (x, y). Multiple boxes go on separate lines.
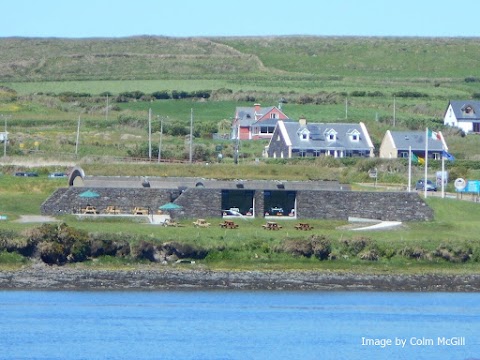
top-left (0, 291), bottom-right (479, 360)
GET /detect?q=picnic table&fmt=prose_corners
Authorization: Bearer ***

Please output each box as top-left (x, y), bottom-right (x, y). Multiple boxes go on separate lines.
top-left (219, 220), bottom-right (239, 229)
top-left (294, 222), bottom-right (313, 231)
top-left (262, 221), bottom-right (282, 230)
top-left (193, 219), bottom-right (211, 228)
top-left (81, 206), bottom-right (98, 215)
top-left (132, 207), bottom-right (149, 215)
top-left (163, 219), bottom-right (182, 227)
top-left (105, 205), bottom-right (121, 214)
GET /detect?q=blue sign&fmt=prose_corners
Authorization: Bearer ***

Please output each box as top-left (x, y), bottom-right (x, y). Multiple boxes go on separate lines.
top-left (461, 180), bottom-right (480, 193)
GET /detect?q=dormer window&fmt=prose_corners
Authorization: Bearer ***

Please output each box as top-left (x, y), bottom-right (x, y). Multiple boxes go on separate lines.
top-left (347, 129), bottom-right (360, 142)
top-left (298, 128), bottom-right (310, 141)
top-left (325, 129), bottom-right (337, 142)
top-left (462, 105), bottom-right (475, 116)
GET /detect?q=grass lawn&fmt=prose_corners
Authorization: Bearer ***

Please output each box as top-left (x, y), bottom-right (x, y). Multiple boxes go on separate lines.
top-left (1, 173), bottom-right (480, 274)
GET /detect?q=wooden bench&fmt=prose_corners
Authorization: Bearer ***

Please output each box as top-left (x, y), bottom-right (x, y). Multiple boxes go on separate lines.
top-left (163, 219), bottom-right (181, 227)
top-left (132, 207), bottom-right (149, 215)
top-left (81, 206), bottom-right (98, 215)
top-left (219, 220), bottom-right (239, 229)
top-left (193, 219), bottom-right (211, 228)
top-left (105, 205), bottom-right (121, 214)
top-left (294, 223), bottom-right (313, 231)
top-left (262, 221), bottom-right (282, 230)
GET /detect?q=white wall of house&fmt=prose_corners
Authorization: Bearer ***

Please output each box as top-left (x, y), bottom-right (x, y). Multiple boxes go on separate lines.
top-left (444, 104), bottom-right (474, 133)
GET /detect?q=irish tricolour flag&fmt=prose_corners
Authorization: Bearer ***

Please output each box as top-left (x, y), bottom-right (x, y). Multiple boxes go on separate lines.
top-left (427, 129), bottom-right (441, 141)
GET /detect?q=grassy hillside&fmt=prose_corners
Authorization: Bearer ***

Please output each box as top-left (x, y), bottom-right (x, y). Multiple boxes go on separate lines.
top-left (1, 35), bottom-right (480, 170)
top-left (1, 36), bottom-right (480, 95)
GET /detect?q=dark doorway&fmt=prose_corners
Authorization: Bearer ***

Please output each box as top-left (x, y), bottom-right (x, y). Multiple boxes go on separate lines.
top-left (264, 190), bottom-right (296, 217)
top-left (221, 190), bottom-right (255, 217)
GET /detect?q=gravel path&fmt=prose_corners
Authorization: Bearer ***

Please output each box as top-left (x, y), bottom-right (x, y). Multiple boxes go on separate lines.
top-left (15, 215), bottom-right (59, 223)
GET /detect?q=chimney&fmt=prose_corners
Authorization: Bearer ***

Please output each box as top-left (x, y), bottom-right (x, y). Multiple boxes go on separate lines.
top-left (254, 103), bottom-right (261, 113)
top-left (299, 116), bottom-right (307, 127)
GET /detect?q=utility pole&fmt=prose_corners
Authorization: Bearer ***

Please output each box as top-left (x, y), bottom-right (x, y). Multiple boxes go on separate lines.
top-left (105, 94), bottom-right (109, 122)
top-left (148, 108), bottom-right (152, 161)
top-left (393, 96), bottom-right (396, 127)
top-left (345, 98), bottom-right (348, 119)
top-left (189, 108), bottom-right (193, 163)
top-left (157, 116), bottom-right (163, 163)
top-left (75, 115), bottom-right (81, 158)
top-left (2, 115), bottom-right (10, 158)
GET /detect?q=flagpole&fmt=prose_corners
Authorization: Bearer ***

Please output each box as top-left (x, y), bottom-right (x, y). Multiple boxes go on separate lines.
top-left (440, 131), bottom-right (445, 198)
top-left (408, 145), bottom-right (412, 192)
top-left (441, 148), bottom-right (445, 198)
top-left (424, 127), bottom-right (428, 198)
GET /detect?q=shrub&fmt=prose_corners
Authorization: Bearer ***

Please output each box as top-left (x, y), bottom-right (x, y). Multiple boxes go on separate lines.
top-left (151, 91), bottom-right (170, 99)
top-left (310, 235), bottom-right (332, 260)
top-left (161, 241), bottom-right (208, 259)
top-left (340, 236), bottom-right (372, 256)
top-left (26, 223), bottom-right (90, 265)
top-left (132, 240), bottom-right (156, 262)
top-left (398, 246), bottom-right (427, 260)
top-left (432, 243), bottom-right (471, 263)
top-left (358, 249), bottom-right (379, 261)
top-left (90, 238), bottom-right (131, 258)
top-left (282, 239), bottom-right (313, 257)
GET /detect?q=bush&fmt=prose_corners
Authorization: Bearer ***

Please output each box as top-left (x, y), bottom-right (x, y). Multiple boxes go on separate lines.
top-left (27, 223), bottom-right (90, 265)
top-left (398, 246), bottom-right (427, 260)
top-left (282, 239), bottom-right (313, 257)
top-left (340, 237), bottom-right (372, 256)
top-left (132, 240), bottom-right (156, 262)
top-left (161, 241), bottom-right (208, 259)
top-left (311, 235), bottom-right (332, 260)
top-left (151, 91), bottom-right (170, 99)
top-left (432, 243), bottom-right (471, 263)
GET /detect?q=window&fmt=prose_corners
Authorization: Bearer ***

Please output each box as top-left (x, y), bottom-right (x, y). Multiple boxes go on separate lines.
top-left (299, 150), bottom-right (306, 157)
top-left (329, 134), bottom-right (335, 141)
top-left (313, 150), bottom-right (321, 157)
top-left (270, 113), bottom-right (277, 119)
top-left (260, 126), bottom-right (275, 134)
top-left (299, 129), bottom-right (309, 141)
top-left (400, 152), bottom-right (408, 158)
top-left (433, 152), bottom-right (441, 160)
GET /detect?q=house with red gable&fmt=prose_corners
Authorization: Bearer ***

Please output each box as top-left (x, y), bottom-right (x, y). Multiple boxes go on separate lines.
top-left (232, 103), bottom-right (293, 140)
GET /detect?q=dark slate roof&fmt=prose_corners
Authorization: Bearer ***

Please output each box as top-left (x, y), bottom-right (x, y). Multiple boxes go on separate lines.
top-left (389, 131), bottom-right (444, 151)
top-left (282, 122), bottom-right (372, 151)
top-left (448, 100), bottom-right (480, 121)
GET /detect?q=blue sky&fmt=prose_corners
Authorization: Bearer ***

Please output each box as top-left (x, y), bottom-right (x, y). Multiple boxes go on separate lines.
top-left (2, 0), bottom-right (480, 38)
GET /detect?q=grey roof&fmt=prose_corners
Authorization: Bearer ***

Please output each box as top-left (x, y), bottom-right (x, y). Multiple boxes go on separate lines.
top-left (448, 100), bottom-right (480, 121)
top-left (81, 176), bottom-right (345, 191)
top-left (235, 106), bottom-right (293, 127)
top-left (389, 131), bottom-right (444, 151)
top-left (283, 122), bottom-right (372, 151)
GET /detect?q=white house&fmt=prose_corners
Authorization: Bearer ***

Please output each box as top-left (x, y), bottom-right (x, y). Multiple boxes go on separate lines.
top-left (443, 100), bottom-right (480, 134)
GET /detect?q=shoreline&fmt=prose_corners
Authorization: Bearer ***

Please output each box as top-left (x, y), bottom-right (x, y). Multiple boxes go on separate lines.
top-left (1, 266), bottom-right (480, 292)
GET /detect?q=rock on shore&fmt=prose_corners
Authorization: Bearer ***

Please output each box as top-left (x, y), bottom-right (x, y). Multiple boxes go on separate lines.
top-left (1, 266), bottom-right (480, 291)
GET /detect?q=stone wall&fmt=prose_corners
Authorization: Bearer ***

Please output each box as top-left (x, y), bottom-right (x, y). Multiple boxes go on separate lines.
top-left (296, 191), bottom-right (433, 221)
top-left (42, 187), bottom-right (433, 222)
